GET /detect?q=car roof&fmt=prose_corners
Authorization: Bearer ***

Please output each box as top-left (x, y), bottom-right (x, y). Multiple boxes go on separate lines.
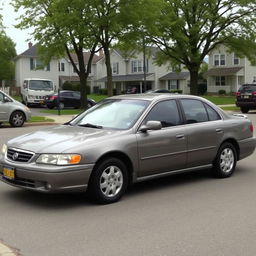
top-left (109, 93), bottom-right (207, 102)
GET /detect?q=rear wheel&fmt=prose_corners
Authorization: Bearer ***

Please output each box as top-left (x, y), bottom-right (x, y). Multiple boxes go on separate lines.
top-left (10, 111), bottom-right (25, 127)
top-left (59, 102), bottom-right (65, 109)
top-left (240, 107), bottom-right (249, 113)
top-left (212, 142), bottom-right (237, 178)
top-left (88, 158), bottom-right (128, 204)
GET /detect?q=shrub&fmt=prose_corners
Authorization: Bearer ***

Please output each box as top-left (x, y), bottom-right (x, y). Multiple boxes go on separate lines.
top-left (62, 81), bottom-right (90, 94)
top-left (218, 89), bottom-right (226, 95)
top-left (198, 83), bottom-right (207, 95)
top-left (170, 89), bottom-right (183, 94)
top-left (99, 88), bottom-right (108, 95)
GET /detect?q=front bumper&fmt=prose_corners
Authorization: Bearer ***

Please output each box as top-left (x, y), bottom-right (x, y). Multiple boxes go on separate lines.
top-left (0, 156), bottom-right (94, 193)
top-left (236, 100), bottom-right (256, 108)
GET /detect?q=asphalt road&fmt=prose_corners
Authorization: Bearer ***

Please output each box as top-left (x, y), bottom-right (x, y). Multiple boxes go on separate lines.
top-left (0, 114), bottom-right (256, 256)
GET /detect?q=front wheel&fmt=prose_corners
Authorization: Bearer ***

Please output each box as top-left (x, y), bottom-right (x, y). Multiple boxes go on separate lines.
top-left (240, 107), bottom-right (249, 113)
top-left (88, 158), bottom-right (128, 204)
top-left (212, 142), bottom-right (237, 178)
top-left (10, 111), bottom-right (25, 127)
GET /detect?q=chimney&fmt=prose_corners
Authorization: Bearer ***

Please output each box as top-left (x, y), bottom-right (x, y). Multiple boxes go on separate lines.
top-left (28, 42), bottom-right (33, 48)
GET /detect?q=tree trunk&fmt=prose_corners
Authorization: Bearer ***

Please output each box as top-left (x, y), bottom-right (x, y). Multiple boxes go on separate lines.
top-left (79, 72), bottom-right (88, 109)
top-left (104, 46), bottom-right (113, 96)
top-left (189, 68), bottom-right (200, 95)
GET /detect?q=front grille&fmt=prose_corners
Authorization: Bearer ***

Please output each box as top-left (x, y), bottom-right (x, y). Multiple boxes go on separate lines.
top-left (7, 148), bottom-right (34, 162)
top-left (35, 96), bottom-right (45, 99)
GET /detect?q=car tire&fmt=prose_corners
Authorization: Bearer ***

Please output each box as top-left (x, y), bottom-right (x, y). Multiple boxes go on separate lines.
top-left (240, 107), bottom-right (249, 113)
top-left (88, 158), bottom-right (128, 204)
top-left (212, 142), bottom-right (237, 178)
top-left (9, 111), bottom-right (25, 127)
top-left (47, 105), bottom-right (54, 109)
top-left (87, 101), bottom-right (93, 108)
top-left (25, 97), bottom-right (30, 107)
top-left (59, 102), bottom-right (65, 109)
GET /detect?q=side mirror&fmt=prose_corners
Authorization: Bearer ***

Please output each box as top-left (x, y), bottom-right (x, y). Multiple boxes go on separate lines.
top-left (3, 96), bottom-right (12, 103)
top-left (139, 120), bottom-right (162, 132)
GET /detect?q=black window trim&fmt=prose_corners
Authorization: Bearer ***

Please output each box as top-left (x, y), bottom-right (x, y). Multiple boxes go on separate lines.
top-left (177, 98), bottom-right (222, 125)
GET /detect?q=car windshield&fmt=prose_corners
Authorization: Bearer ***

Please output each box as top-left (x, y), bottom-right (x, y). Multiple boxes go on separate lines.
top-left (70, 99), bottom-right (150, 130)
top-left (238, 85), bottom-right (256, 93)
top-left (29, 80), bottom-right (53, 91)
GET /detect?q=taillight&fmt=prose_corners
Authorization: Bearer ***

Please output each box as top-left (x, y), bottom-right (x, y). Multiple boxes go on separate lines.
top-left (250, 123), bottom-right (254, 133)
top-left (235, 92), bottom-right (241, 97)
top-left (50, 96), bottom-right (57, 100)
top-left (252, 91), bottom-right (256, 96)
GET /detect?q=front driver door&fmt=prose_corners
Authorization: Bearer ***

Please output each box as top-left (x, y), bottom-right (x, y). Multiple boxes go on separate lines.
top-left (136, 99), bottom-right (187, 177)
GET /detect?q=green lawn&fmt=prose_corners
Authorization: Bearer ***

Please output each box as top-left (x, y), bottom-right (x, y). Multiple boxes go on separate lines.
top-left (202, 95), bottom-right (235, 105)
top-left (29, 116), bottom-right (55, 122)
top-left (220, 106), bottom-right (240, 111)
top-left (40, 109), bottom-right (83, 115)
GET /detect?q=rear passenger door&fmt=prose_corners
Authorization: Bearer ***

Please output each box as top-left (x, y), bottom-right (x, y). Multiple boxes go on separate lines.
top-left (137, 99), bottom-right (187, 177)
top-left (179, 99), bottom-right (224, 168)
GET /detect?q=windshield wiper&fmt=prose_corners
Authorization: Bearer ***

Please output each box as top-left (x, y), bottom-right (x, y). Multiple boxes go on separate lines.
top-left (78, 123), bottom-right (103, 129)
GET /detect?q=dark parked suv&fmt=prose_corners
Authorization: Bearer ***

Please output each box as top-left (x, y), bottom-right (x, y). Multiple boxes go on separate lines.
top-left (236, 84), bottom-right (256, 113)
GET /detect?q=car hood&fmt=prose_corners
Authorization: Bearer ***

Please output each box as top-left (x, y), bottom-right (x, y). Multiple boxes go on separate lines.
top-left (7, 125), bottom-right (125, 153)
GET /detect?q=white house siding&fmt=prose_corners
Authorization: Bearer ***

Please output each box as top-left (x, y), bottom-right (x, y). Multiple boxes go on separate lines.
top-left (244, 59), bottom-right (256, 84)
top-left (15, 57), bottom-right (59, 90)
top-left (207, 45), bottom-right (256, 93)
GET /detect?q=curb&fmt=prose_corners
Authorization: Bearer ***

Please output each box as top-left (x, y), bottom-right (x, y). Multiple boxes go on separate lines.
top-left (0, 240), bottom-right (20, 256)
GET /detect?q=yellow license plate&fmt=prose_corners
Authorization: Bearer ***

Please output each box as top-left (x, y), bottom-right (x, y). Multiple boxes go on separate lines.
top-left (3, 167), bottom-right (15, 179)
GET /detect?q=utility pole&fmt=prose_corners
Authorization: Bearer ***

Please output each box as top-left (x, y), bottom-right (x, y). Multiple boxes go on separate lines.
top-left (143, 36), bottom-right (147, 93)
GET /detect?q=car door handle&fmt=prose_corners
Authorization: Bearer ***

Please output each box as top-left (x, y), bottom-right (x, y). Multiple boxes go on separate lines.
top-left (216, 128), bottom-right (223, 133)
top-left (176, 134), bottom-right (185, 139)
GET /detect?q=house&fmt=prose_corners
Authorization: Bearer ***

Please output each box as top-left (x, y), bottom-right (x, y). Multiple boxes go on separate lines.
top-left (14, 44), bottom-right (191, 94)
top-left (206, 45), bottom-right (256, 93)
top-left (95, 48), bottom-right (191, 94)
top-left (15, 43), bottom-right (103, 91)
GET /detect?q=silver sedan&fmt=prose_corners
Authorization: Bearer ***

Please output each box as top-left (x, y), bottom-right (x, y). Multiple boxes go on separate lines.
top-left (0, 94), bottom-right (255, 204)
top-left (0, 90), bottom-right (31, 127)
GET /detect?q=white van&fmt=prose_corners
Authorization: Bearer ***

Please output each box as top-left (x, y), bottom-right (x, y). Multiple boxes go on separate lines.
top-left (21, 78), bottom-right (55, 106)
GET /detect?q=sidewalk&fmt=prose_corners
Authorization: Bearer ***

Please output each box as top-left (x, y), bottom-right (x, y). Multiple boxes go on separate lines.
top-left (0, 240), bottom-right (19, 255)
top-left (26, 114), bottom-right (74, 126)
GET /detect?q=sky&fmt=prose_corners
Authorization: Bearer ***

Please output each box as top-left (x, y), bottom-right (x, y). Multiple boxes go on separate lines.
top-left (1, 0), bottom-right (34, 55)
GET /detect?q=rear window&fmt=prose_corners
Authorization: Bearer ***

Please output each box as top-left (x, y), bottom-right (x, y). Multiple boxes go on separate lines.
top-left (238, 84), bottom-right (256, 93)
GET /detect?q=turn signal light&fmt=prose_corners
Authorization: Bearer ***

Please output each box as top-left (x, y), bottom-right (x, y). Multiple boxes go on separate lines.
top-left (250, 123), bottom-right (254, 133)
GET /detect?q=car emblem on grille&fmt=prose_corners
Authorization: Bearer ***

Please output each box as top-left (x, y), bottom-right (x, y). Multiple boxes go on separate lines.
top-left (12, 152), bottom-right (19, 160)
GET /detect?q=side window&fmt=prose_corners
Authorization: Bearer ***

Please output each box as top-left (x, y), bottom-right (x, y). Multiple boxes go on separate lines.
top-left (62, 92), bottom-right (72, 97)
top-left (204, 103), bottom-right (221, 121)
top-left (144, 100), bottom-right (181, 128)
top-left (181, 99), bottom-right (208, 123)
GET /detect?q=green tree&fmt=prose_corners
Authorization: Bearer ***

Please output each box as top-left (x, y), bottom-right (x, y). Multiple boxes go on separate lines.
top-left (144, 0), bottom-right (256, 95)
top-left (13, 0), bottom-right (101, 108)
top-left (0, 15), bottom-right (16, 82)
top-left (89, 0), bottom-right (137, 96)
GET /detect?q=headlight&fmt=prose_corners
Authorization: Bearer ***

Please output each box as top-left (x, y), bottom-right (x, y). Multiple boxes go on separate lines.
top-left (28, 95), bottom-right (35, 99)
top-left (36, 154), bottom-right (81, 165)
top-left (1, 144), bottom-right (7, 155)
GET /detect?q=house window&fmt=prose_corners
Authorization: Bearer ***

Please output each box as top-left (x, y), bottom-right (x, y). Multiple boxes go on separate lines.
top-left (234, 54), bottom-right (240, 65)
top-left (112, 62), bottom-right (119, 74)
top-left (168, 80), bottom-right (179, 90)
top-left (131, 60), bottom-right (144, 73)
top-left (59, 62), bottom-right (65, 72)
top-left (30, 58), bottom-right (50, 71)
top-left (214, 54), bottom-right (225, 66)
top-left (215, 76), bottom-right (226, 86)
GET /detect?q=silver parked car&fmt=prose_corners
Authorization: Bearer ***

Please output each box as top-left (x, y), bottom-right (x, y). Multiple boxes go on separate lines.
top-left (0, 94), bottom-right (255, 204)
top-left (0, 90), bottom-right (31, 127)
